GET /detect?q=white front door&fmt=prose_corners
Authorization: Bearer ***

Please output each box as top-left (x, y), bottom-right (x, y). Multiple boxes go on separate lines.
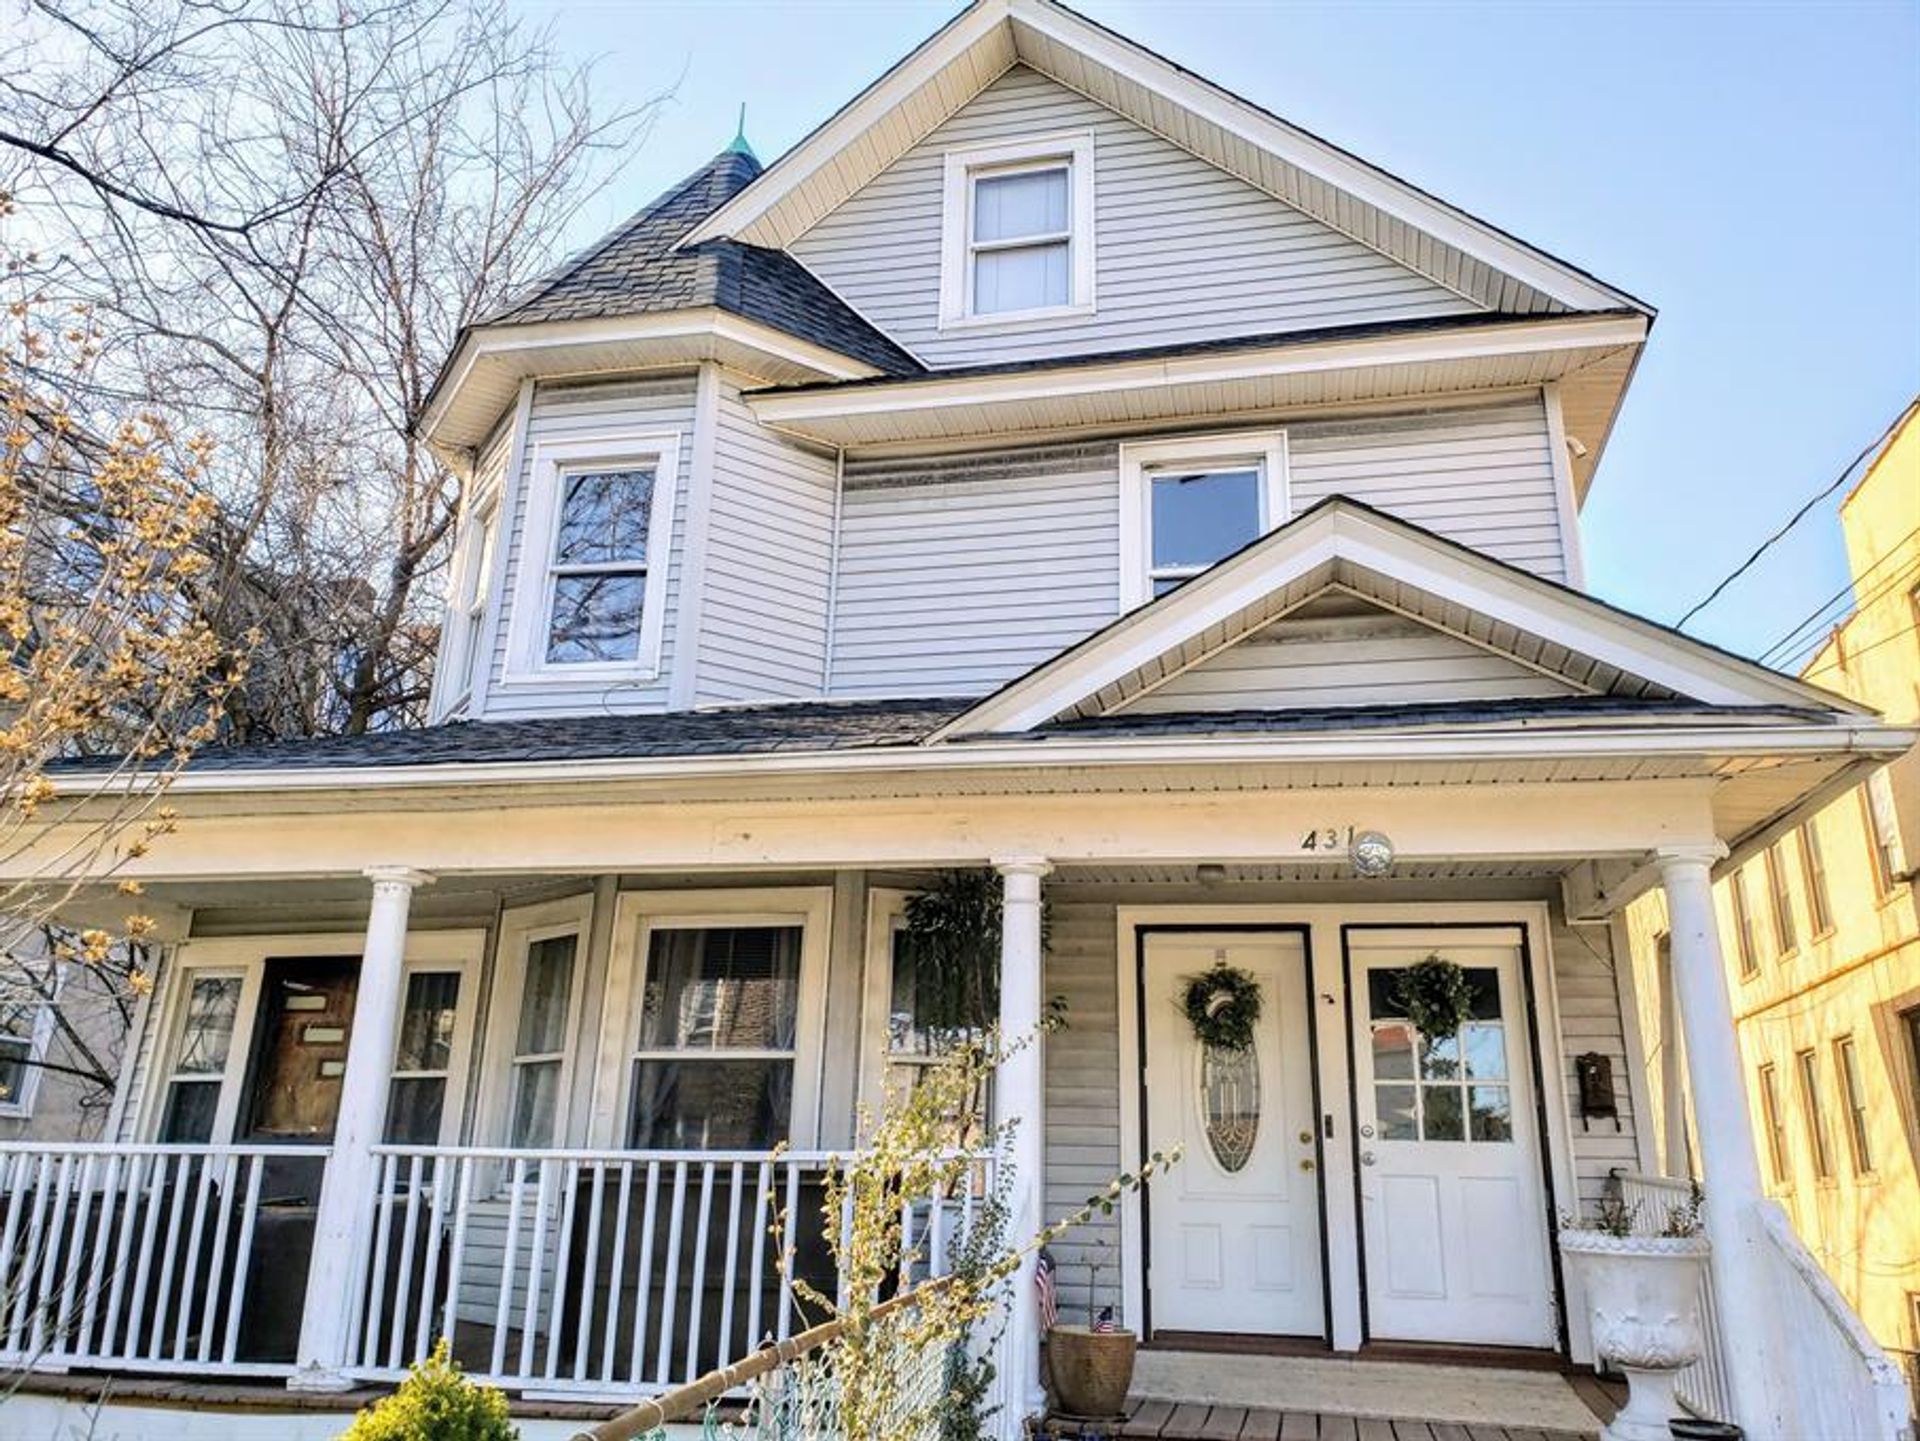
top-left (1144, 932), bottom-right (1324, 1337)
top-left (1349, 930), bottom-right (1556, 1348)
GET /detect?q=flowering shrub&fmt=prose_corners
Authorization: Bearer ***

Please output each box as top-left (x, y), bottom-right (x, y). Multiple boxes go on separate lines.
top-left (340, 1341), bottom-right (516, 1441)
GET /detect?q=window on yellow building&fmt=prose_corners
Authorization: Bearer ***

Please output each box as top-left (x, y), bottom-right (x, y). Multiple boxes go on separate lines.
top-left (1863, 772), bottom-right (1908, 897)
top-left (1834, 1035), bottom-right (1873, 1175)
top-left (1758, 1062), bottom-right (1791, 1186)
top-left (1764, 841), bottom-right (1797, 955)
top-left (1798, 821), bottom-right (1834, 936)
top-left (1796, 1047), bottom-right (1835, 1180)
top-left (1729, 868), bottom-right (1760, 977)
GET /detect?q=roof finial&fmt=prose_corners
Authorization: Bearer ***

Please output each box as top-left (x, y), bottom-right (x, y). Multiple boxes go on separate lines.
top-left (727, 102), bottom-right (757, 160)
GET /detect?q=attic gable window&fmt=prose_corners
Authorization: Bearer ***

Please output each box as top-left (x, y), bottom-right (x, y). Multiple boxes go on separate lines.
top-left (1118, 431), bottom-right (1290, 611)
top-left (940, 132), bottom-right (1095, 327)
top-left (504, 432), bottom-right (680, 683)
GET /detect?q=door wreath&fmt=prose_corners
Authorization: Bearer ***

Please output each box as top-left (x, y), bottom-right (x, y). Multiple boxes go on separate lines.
top-left (1391, 954), bottom-right (1475, 1040)
top-left (1179, 962), bottom-right (1262, 1051)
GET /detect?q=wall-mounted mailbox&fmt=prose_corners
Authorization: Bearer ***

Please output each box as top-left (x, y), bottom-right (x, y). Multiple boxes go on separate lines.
top-left (1575, 1051), bottom-right (1620, 1132)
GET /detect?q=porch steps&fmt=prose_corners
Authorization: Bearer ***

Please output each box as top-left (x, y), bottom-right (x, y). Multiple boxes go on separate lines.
top-left (1036, 1401), bottom-right (1597, 1441)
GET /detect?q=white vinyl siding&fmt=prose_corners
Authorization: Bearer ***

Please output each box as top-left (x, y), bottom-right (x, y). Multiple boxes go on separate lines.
top-left (792, 65), bottom-right (1476, 368)
top-left (484, 376), bottom-right (697, 719)
top-left (696, 381), bottom-right (840, 703)
top-left (1287, 402), bottom-right (1567, 581)
top-left (1119, 611), bottom-right (1576, 714)
top-left (830, 442), bottom-right (1121, 698)
top-left (828, 398), bottom-right (1565, 698)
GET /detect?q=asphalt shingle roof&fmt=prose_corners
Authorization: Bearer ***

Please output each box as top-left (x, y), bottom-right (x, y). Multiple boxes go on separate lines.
top-left (57, 695), bottom-right (1839, 780)
top-left (484, 150), bottom-right (920, 377)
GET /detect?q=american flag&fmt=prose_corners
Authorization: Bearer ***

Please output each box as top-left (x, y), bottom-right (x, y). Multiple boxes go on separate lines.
top-left (1035, 1249), bottom-right (1058, 1328)
top-left (1094, 1305), bottom-right (1116, 1334)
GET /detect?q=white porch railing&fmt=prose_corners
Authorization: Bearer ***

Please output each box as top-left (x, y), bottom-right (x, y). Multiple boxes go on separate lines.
top-left (348, 1145), bottom-right (989, 1400)
top-left (0, 1141), bottom-right (331, 1378)
top-left (1618, 1172), bottom-right (1913, 1441)
top-left (1615, 1172), bottom-right (1733, 1423)
top-left (1754, 1200), bottom-right (1911, 1441)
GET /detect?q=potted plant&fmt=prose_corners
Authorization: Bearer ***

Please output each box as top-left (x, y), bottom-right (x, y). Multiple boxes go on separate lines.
top-left (1558, 1183), bottom-right (1709, 1441)
top-left (1045, 1239), bottom-right (1137, 1420)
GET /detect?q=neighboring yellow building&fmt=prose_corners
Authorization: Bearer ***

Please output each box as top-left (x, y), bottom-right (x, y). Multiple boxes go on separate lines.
top-left (1626, 397), bottom-right (1920, 1387)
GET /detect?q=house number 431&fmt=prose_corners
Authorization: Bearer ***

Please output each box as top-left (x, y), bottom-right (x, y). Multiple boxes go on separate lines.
top-left (1297, 827), bottom-right (1358, 852)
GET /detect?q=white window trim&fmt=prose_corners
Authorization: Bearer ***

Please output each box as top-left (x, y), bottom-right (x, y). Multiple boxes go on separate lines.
top-left (475, 895), bottom-right (592, 1150)
top-left (135, 931), bottom-right (484, 1144)
top-left (592, 887), bottom-right (831, 1151)
top-left (0, 987), bottom-right (61, 1120)
top-left (1118, 429), bottom-right (1291, 612)
top-left (938, 131), bottom-right (1096, 330)
top-left (502, 431), bottom-right (681, 686)
top-left (437, 479), bottom-right (502, 718)
top-left (856, 887), bottom-right (912, 1119)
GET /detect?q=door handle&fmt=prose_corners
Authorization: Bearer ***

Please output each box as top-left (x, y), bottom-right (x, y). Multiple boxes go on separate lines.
top-left (1360, 1150), bottom-right (1377, 1167)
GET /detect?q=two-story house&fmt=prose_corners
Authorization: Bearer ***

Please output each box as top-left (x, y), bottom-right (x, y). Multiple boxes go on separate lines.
top-left (7, 4), bottom-right (1914, 1438)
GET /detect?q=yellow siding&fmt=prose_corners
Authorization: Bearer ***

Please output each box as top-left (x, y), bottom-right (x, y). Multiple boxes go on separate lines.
top-left (1626, 402), bottom-right (1920, 1368)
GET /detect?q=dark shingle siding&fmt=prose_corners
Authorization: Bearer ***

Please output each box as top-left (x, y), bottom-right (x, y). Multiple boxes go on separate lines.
top-left (484, 150), bottom-right (919, 377)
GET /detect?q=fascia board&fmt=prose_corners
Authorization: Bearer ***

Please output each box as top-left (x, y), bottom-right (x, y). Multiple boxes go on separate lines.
top-left (746, 315), bottom-right (1648, 427)
top-left (57, 721), bottom-right (1916, 801)
top-left (679, 0), bottom-right (1017, 248)
top-left (1010, 0), bottom-right (1639, 314)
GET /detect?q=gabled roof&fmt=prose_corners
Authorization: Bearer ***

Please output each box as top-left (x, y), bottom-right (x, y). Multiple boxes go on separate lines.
top-left (481, 148), bottom-right (919, 374)
top-left (682, 0), bottom-right (1651, 320)
top-left (929, 497), bottom-right (1872, 739)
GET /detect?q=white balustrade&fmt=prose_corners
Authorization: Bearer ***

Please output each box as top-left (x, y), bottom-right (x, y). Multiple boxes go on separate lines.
top-left (1616, 1172), bottom-right (1912, 1440)
top-left (346, 1146), bottom-right (989, 1400)
top-left (0, 1142), bottom-right (331, 1378)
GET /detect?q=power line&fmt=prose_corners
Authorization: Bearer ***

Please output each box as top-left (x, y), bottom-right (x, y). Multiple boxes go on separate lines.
top-left (1765, 549), bottom-right (1920, 675)
top-left (1758, 544), bottom-right (1920, 675)
top-left (1675, 399), bottom-right (1919, 633)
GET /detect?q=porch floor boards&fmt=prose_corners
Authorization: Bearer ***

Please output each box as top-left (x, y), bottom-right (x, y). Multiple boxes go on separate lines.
top-left (1038, 1399), bottom-right (1597, 1441)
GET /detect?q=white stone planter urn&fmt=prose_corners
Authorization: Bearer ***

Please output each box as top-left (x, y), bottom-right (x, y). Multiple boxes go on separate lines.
top-left (1559, 1229), bottom-right (1713, 1441)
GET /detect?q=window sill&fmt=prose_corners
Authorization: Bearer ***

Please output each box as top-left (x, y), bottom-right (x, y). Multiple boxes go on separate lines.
top-left (498, 663), bottom-right (662, 690)
top-left (936, 301), bottom-right (1096, 334)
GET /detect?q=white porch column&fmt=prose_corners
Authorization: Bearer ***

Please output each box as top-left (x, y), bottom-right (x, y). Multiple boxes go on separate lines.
top-left (289, 865), bottom-right (433, 1392)
top-left (1656, 846), bottom-right (1787, 1439)
top-left (994, 857), bottom-right (1051, 1432)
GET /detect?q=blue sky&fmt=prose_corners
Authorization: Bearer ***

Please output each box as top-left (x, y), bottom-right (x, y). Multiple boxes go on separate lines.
top-left (528, 0), bottom-right (1920, 666)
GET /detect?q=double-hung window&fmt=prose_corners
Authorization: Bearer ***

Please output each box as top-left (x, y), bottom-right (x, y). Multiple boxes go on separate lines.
top-left (1764, 841), bottom-right (1797, 956)
top-left (509, 435), bottom-right (679, 681)
top-left (1835, 1035), bottom-right (1874, 1175)
top-left (446, 494), bottom-right (497, 702)
top-left (1796, 1046), bottom-right (1835, 1180)
top-left (0, 1000), bottom-right (49, 1117)
top-left (158, 973), bottom-right (244, 1143)
top-left (384, 970), bottom-right (466, 1146)
top-left (1758, 1062), bottom-right (1791, 1186)
top-left (628, 925), bottom-right (803, 1150)
top-left (508, 933), bottom-right (578, 1149)
top-left (940, 134), bottom-right (1094, 326)
top-left (1864, 771), bottom-right (1908, 897)
top-left (1119, 432), bottom-right (1290, 609)
top-left (1728, 869), bottom-right (1759, 978)
top-left (1799, 820), bottom-right (1835, 936)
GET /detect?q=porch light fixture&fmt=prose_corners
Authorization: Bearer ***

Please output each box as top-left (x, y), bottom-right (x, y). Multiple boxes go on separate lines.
top-left (1350, 831), bottom-right (1395, 879)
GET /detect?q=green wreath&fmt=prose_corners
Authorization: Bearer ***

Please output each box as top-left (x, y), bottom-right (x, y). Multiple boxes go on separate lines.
top-left (1392, 955), bottom-right (1474, 1040)
top-left (1180, 963), bottom-right (1263, 1051)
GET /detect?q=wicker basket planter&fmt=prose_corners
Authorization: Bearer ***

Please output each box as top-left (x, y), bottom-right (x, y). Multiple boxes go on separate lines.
top-left (1047, 1325), bottom-right (1137, 1420)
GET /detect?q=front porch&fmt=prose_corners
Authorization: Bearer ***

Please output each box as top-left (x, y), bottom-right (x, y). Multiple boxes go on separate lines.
top-left (0, 818), bottom-right (1857, 1437)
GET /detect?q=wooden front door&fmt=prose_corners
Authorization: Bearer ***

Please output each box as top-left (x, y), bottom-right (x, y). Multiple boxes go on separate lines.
top-left (1348, 930), bottom-right (1555, 1348)
top-left (238, 955), bottom-right (361, 1143)
top-left (1143, 931), bottom-right (1324, 1337)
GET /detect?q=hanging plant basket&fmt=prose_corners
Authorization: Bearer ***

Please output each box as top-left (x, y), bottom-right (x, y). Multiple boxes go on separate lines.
top-left (1392, 954), bottom-right (1474, 1040)
top-left (1179, 963), bottom-right (1262, 1052)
